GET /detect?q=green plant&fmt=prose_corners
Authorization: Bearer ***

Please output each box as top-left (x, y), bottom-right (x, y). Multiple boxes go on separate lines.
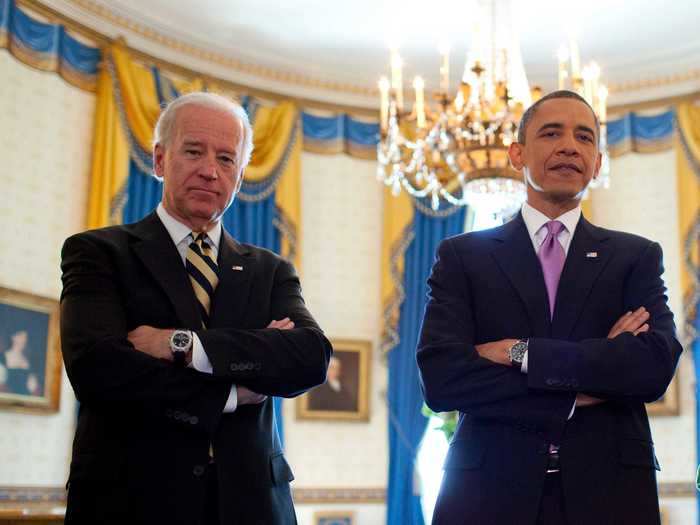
top-left (421, 403), bottom-right (459, 442)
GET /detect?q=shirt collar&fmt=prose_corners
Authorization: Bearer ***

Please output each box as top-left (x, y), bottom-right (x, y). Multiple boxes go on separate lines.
top-left (156, 203), bottom-right (222, 249)
top-left (521, 201), bottom-right (581, 240)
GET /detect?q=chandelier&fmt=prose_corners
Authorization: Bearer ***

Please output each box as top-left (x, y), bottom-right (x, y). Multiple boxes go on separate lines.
top-left (377, 0), bottom-right (609, 217)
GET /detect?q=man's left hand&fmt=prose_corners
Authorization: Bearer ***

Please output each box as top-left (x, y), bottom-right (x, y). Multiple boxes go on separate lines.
top-left (475, 339), bottom-right (519, 366)
top-left (128, 325), bottom-right (173, 361)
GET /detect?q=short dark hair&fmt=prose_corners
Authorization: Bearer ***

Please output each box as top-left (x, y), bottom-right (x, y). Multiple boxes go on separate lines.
top-left (517, 90), bottom-right (600, 144)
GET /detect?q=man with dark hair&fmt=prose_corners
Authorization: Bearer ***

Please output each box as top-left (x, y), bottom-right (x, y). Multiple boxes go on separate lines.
top-left (60, 92), bottom-right (332, 525)
top-left (417, 90), bottom-right (681, 524)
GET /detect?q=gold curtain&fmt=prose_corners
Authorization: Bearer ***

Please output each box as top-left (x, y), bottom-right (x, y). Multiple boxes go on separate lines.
top-left (380, 189), bottom-right (414, 352)
top-left (675, 102), bottom-right (700, 330)
top-left (85, 42), bottom-right (301, 266)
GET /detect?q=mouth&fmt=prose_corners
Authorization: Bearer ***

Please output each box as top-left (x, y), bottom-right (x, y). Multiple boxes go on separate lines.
top-left (189, 188), bottom-right (219, 196)
top-left (549, 162), bottom-right (582, 174)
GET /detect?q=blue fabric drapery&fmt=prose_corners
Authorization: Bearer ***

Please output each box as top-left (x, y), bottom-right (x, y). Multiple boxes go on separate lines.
top-left (606, 109), bottom-right (675, 157)
top-left (302, 111), bottom-right (379, 159)
top-left (0, 0), bottom-right (100, 91)
top-left (387, 202), bottom-right (467, 525)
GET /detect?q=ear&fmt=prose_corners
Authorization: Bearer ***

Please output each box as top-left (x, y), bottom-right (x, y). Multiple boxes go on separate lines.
top-left (592, 151), bottom-right (602, 180)
top-left (508, 142), bottom-right (525, 171)
top-left (153, 143), bottom-right (166, 179)
top-left (233, 167), bottom-right (245, 194)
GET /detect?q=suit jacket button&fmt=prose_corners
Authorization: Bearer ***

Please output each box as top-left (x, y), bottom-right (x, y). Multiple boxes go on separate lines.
top-left (173, 411), bottom-right (182, 420)
top-left (193, 465), bottom-right (205, 477)
top-left (189, 416), bottom-right (199, 425)
top-left (230, 364), bottom-right (239, 371)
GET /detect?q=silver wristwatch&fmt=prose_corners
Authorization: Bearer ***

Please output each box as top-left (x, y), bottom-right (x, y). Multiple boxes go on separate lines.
top-left (508, 339), bottom-right (528, 367)
top-left (169, 330), bottom-right (193, 366)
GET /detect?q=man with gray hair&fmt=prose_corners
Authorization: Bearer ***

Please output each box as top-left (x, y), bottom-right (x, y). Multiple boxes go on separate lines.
top-left (60, 92), bottom-right (332, 524)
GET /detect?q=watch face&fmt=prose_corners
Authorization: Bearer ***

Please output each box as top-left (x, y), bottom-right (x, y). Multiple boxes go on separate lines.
top-left (510, 341), bottom-right (527, 362)
top-left (171, 331), bottom-right (191, 351)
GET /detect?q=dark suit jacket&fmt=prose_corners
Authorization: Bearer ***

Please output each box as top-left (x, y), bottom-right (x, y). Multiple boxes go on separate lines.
top-left (60, 212), bottom-right (332, 525)
top-left (417, 213), bottom-right (682, 525)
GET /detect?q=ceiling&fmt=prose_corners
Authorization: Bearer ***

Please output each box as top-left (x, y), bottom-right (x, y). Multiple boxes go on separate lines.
top-left (53, 0), bottom-right (700, 109)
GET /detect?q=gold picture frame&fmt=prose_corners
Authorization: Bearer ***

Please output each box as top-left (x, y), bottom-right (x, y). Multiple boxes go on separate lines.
top-left (646, 374), bottom-right (680, 416)
top-left (313, 510), bottom-right (355, 525)
top-left (0, 287), bottom-right (61, 413)
top-left (297, 339), bottom-right (371, 421)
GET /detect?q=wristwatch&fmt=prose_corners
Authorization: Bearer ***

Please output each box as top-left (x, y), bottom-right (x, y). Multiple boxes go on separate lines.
top-left (169, 330), bottom-right (193, 366)
top-left (508, 339), bottom-right (529, 367)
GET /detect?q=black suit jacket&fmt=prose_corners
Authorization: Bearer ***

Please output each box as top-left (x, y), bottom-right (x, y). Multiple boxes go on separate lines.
top-left (60, 212), bottom-right (332, 525)
top-left (417, 213), bottom-right (682, 525)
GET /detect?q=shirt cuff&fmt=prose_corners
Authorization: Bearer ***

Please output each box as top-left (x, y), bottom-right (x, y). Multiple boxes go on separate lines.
top-left (520, 350), bottom-right (528, 373)
top-left (223, 385), bottom-right (238, 413)
top-left (189, 333), bottom-right (212, 373)
top-left (567, 399), bottom-right (576, 420)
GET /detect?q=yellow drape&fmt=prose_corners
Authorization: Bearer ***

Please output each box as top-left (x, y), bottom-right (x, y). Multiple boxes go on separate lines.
top-left (86, 43), bottom-right (301, 266)
top-left (380, 188), bottom-right (414, 352)
top-left (86, 62), bottom-right (129, 229)
top-left (675, 102), bottom-right (700, 321)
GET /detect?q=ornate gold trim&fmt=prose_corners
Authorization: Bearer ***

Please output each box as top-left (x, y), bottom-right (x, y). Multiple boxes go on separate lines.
top-left (609, 70), bottom-right (700, 94)
top-left (0, 483), bottom-right (695, 504)
top-left (14, 0), bottom-right (378, 116)
top-left (292, 487), bottom-right (386, 504)
top-left (65, 0), bottom-right (374, 97)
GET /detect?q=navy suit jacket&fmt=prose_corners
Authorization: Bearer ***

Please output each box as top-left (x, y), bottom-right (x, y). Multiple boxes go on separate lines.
top-left (417, 212), bottom-right (682, 525)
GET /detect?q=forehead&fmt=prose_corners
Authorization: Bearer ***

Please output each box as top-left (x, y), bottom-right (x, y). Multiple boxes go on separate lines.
top-left (529, 98), bottom-right (597, 134)
top-left (173, 104), bottom-right (243, 146)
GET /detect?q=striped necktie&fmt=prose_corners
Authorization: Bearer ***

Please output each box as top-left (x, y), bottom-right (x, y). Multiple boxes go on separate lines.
top-left (186, 232), bottom-right (219, 327)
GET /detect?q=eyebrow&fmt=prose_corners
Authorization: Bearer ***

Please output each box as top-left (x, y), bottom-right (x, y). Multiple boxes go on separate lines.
top-left (536, 122), bottom-right (596, 137)
top-left (182, 140), bottom-right (237, 155)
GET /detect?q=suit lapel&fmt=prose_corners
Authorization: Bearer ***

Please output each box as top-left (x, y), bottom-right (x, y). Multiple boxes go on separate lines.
top-left (551, 217), bottom-right (612, 339)
top-left (208, 230), bottom-right (253, 329)
top-left (491, 214), bottom-right (551, 337)
top-left (131, 213), bottom-right (202, 329)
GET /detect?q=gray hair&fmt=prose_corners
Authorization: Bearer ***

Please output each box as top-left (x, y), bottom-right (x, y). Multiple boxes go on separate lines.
top-left (153, 92), bottom-right (254, 169)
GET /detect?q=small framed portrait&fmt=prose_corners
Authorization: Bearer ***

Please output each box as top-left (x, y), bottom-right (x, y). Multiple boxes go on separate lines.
top-left (313, 510), bottom-right (355, 525)
top-left (0, 287), bottom-right (61, 413)
top-left (297, 339), bottom-right (371, 421)
top-left (646, 374), bottom-right (679, 416)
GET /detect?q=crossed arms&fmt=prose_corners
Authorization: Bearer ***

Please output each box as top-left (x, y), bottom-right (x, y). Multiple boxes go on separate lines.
top-left (417, 237), bottom-right (683, 430)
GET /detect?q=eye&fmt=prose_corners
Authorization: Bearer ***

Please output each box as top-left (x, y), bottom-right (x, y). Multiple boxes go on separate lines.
top-left (577, 134), bottom-right (594, 143)
top-left (185, 149), bottom-right (201, 157)
top-left (218, 155), bottom-right (235, 165)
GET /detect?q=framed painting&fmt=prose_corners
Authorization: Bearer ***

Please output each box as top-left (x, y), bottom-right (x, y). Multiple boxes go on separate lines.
top-left (313, 510), bottom-right (355, 525)
top-left (646, 374), bottom-right (679, 416)
top-left (0, 287), bottom-right (61, 413)
top-left (297, 339), bottom-right (371, 421)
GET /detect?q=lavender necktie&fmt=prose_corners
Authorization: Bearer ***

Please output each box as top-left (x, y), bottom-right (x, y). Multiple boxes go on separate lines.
top-left (538, 221), bottom-right (566, 318)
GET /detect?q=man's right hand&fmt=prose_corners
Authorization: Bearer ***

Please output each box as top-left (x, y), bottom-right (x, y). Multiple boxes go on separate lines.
top-left (576, 307), bottom-right (651, 408)
top-left (237, 318), bottom-right (295, 406)
top-left (237, 386), bottom-right (267, 406)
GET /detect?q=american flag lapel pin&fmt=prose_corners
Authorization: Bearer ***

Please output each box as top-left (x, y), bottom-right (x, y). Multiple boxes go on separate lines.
top-left (232, 265), bottom-right (244, 271)
top-left (586, 252), bottom-right (598, 258)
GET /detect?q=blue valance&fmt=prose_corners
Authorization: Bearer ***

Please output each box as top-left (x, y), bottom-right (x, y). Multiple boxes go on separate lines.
top-left (0, 0), bottom-right (100, 91)
top-left (302, 110), bottom-right (379, 160)
top-left (606, 109), bottom-right (674, 158)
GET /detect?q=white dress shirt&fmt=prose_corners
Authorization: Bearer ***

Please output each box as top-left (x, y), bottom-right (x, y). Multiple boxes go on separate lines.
top-left (519, 201), bottom-right (582, 418)
top-left (156, 203), bottom-right (238, 412)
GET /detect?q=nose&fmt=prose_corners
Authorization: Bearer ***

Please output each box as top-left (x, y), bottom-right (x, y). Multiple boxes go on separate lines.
top-left (199, 155), bottom-right (218, 180)
top-left (557, 133), bottom-right (579, 156)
